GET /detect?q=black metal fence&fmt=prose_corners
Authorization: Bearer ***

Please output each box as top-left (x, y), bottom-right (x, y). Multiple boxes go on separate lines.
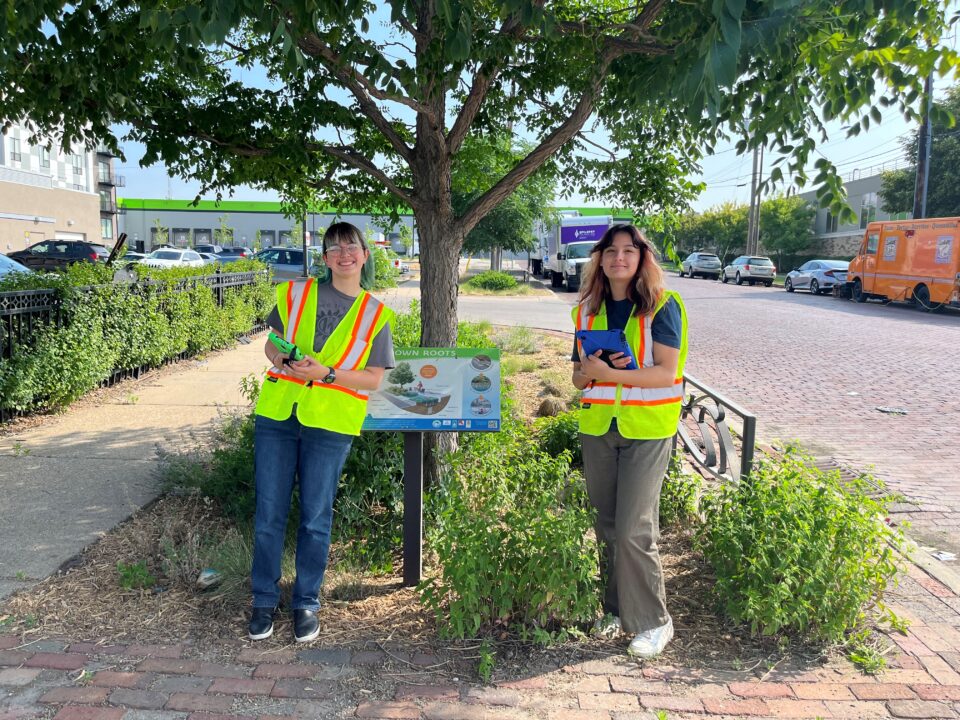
top-left (677, 373), bottom-right (757, 483)
top-left (0, 270), bottom-right (268, 422)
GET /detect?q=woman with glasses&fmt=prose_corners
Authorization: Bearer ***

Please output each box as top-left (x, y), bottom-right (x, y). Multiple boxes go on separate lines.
top-left (248, 222), bottom-right (395, 643)
top-left (570, 223), bottom-right (689, 658)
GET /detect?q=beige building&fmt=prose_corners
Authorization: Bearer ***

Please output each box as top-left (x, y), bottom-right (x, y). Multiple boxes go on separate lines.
top-left (0, 122), bottom-right (120, 254)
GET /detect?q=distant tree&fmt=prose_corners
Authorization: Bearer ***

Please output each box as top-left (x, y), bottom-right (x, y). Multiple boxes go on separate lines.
top-left (700, 203), bottom-right (749, 264)
top-left (152, 218), bottom-right (168, 248)
top-left (388, 363), bottom-right (415, 390)
top-left (759, 196), bottom-right (816, 267)
top-left (879, 84), bottom-right (960, 219)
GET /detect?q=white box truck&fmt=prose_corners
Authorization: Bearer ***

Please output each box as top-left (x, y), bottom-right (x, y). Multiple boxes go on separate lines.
top-left (538, 214), bottom-right (614, 292)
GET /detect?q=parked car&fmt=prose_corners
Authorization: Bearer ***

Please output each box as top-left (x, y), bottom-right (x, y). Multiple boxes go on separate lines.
top-left (194, 243), bottom-right (224, 255)
top-left (197, 252), bottom-right (222, 265)
top-left (679, 252), bottom-right (722, 279)
top-left (0, 253), bottom-right (33, 279)
top-left (140, 248), bottom-right (206, 268)
top-left (254, 246), bottom-right (322, 281)
top-left (784, 259), bottom-right (849, 295)
top-left (116, 251), bottom-right (146, 266)
top-left (721, 255), bottom-right (776, 286)
top-left (8, 240), bottom-right (110, 271)
top-left (218, 246), bottom-right (254, 262)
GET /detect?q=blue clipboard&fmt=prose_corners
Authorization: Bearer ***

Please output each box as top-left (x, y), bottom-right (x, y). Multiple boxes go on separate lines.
top-left (575, 329), bottom-right (638, 370)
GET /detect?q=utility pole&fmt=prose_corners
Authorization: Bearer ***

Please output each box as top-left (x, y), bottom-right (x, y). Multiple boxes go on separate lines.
top-left (301, 215), bottom-right (308, 277)
top-left (913, 72), bottom-right (934, 220)
top-left (746, 144), bottom-right (764, 254)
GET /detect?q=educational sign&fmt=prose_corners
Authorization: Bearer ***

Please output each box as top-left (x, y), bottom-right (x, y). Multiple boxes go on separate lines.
top-left (362, 348), bottom-right (501, 432)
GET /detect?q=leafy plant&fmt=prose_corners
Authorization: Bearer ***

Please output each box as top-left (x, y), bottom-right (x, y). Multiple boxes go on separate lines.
top-left (533, 411), bottom-right (581, 468)
top-left (477, 640), bottom-right (495, 683)
top-left (420, 411), bottom-right (599, 642)
top-left (697, 446), bottom-right (906, 656)
top-left (466, 270), bottom-right (517, 291)
top-left (116, 560), bottom-right (156, 590)
top-left (492, 325), bottom-right (541, 355)
top-left (660, 450), bottom-right (701, 527)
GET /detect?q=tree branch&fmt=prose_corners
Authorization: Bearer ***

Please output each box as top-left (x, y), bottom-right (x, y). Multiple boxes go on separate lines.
top-left (297, 32), bottom-right (421, 162)
top-left (458, 48), bottom-right (618, 234)
top-left (309, 142), bottom-right (417, 208)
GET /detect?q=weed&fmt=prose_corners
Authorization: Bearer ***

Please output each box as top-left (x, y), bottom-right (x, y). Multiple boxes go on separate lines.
top-left (123, 393), bottom-right (139, 405)
top-left (14, 570), bottom-right (27, 581)
top-left (11, 442), bottom-right (29, 457)
top-left (116, 561), bottom-right (156, 590)
top-left (74, 670), bottom-right (93, 685)
top-left (501, 356), bottom-right (539, 376)
top-left (477, 640), bottom-right (495, 683)
top-left (492, 326), bottom-right (541, 355)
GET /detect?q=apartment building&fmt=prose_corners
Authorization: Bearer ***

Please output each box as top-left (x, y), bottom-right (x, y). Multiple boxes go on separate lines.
top-left (0, 121), bottom-right (121, 254)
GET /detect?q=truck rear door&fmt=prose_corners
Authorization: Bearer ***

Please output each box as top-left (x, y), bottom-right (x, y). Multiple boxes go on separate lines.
top-left (862, 230), bottom-right (880, 293)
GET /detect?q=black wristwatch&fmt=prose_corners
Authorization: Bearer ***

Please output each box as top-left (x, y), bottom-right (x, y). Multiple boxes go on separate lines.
top-left (321, 367), bottom-right (337, 384)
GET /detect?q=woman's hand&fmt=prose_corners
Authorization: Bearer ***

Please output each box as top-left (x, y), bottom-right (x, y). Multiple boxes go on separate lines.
top-left (581, 350), bottom-right (611, 382)
top-left (287, 356), bottom-right (328, 382)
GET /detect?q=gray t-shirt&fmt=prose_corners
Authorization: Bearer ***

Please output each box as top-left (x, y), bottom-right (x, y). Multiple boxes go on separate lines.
top-left (266, 283), bottom-right (395, 369)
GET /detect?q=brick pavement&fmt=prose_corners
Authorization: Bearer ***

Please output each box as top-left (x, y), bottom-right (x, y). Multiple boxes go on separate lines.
top-left (675, 278), bottom-right (960, 556)
top-left (2, 557), bottom-right (960, 719)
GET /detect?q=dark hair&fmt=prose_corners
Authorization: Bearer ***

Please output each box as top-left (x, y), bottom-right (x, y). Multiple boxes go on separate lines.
top-left (322, 222), bottom-right (368, 253)
top-left (578, 223), bottom-right (665, 316)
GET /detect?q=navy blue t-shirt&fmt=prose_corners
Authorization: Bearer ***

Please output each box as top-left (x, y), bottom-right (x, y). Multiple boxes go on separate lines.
top-left (571, 297), bottom-right (682, 362)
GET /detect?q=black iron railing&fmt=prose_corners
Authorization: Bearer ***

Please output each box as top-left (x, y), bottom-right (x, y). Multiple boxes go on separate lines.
top-left (677, 374), bottom-right (757, 483)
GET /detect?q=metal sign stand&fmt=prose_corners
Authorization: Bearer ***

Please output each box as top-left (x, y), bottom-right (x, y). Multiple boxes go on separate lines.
top-left (402, 432), bottom-right (424, 587)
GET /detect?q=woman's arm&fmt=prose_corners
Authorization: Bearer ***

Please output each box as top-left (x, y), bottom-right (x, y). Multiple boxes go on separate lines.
top-left (579, 342), bottom-right (680, 388)
top-left (571, 362), bottom-right (594, 390)
top-left (285, 356), bottom-right (386, 391)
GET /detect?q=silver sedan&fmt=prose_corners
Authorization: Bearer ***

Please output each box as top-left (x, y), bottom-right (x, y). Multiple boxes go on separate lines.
top-left (784, 259), bottom-right (849, 295)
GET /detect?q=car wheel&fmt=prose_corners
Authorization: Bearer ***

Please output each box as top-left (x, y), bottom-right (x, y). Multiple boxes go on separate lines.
top-left (551, 271), bottom-right (563, 288)
top-left (764, 281), bottom-right (772, 287)
top-left (785, 278), bottom-right (794, 292)
top-left (735, 272), bottom-right (743, 285)
top-left (810, 279), bottom-right (820, 295)
top-left (852, 279), bottom-right (866, 303)
top-left (721, 272), bottom-right (729, 284)
top-left (678, 267), bottom-right (685, 277)
top-left (913, 284), bottom-right (937, 312)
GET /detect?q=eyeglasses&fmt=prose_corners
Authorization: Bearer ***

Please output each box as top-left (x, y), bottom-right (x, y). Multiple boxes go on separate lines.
top-left (324, 244), bottom-right (363, 256)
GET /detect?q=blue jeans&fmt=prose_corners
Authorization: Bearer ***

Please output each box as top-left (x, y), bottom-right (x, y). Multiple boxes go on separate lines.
top-left (251, 414), bottom-right (354, 612)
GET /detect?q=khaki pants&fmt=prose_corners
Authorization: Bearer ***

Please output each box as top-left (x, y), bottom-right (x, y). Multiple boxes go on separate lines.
top-left (581, 426), bottom-right (672, 634)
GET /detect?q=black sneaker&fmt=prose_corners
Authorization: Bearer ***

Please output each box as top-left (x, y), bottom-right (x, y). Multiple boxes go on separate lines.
top-left (293, 609), bottom-right (319, 643)
top-left (248, 607), bottom-right (274, 640)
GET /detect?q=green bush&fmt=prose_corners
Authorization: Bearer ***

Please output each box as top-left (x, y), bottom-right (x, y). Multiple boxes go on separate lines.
top-left (533, 411), bottom-right (581, 468)
top-left (492, 325), bottom-right (541, 354)
top-left (467, 270), bottom-right (517, 291)
top-left (0, 264), bottom-right (272, 414)
top-left (420, 412), bottom-right (599, 642)
top-left (697, 447), bottom-right (905, 646)
top-left (660, 450), bottom-right (702, 527)
top-left (372, 247), bottom-right (399, 290)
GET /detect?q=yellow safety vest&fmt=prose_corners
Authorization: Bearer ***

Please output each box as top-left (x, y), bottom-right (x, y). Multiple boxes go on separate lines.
top-left (255, 279), bottom-right (394, 436)
top-left (572, 291), bottom-right (688, 439)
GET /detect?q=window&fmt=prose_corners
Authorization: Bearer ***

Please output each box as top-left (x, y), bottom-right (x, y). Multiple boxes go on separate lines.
top-left (172, 228), bottom-right (191, 246)
top-left (799, 261), bottom-right (814, 271)
top-left (97, 160), bottom-right (111, 183)
top-left (860, 192), bottom-right (878, 229)
top-left (40, 147), bottom-right (50, 169)
top-left (866, 232), bottom-right (880, 255)
top-left (10, 137), bottom-right (21, 162)
top-left (29, 241), bottom-right (51, 254)
top-left (825, 210), bottom-right (839, 233)
top-left (259, 230), bottom-right (276, 247)
top-left (100, 218), bottom-right (114, 240)
top-left (72, 153), bottom-right (84, 175)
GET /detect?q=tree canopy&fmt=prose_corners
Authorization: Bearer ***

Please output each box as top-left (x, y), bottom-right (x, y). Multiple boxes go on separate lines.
top-left (880, 83), bottom-right (960, 219)
top-left (759, 196), bottom-right (816, 261)
top-left (2, 0), bottom-right (957, 346)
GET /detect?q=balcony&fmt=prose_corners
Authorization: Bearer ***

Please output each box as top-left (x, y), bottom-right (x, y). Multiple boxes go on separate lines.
top-left (100, 199), bottom-right (118, 213)
top-left (98, 173), bottom-right (126, 187)
top-left (96, 143), bottom-right (117, 157)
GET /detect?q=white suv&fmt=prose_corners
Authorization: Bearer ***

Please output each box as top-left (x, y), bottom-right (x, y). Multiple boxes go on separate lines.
top-left (721, 255), bottom-right (776, 286)
top-left (679, 252), bottom-right (722, 280)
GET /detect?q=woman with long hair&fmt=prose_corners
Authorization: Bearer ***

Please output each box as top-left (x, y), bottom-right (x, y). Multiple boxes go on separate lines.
top-left (248, 222), bottom-right (394, 643)
top-left (570, 223), bottom-right (688, 658)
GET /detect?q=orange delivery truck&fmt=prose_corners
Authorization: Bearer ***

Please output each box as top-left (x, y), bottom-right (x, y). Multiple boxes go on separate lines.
top-left (845, 218), bottom-right (960, 310)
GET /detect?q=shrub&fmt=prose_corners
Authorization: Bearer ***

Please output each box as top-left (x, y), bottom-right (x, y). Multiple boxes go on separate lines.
top-left (467, 270), bottom-right (517, 291)
top-left (420, 413), bottom-right (599, 642)
top-left (372, 247), bottom-right (399, 289)
top-left (492, 325), bottom-right (541, 354)
top-left (533, 411), bottom-right (581, 467)
top-left (697, 447), bottom-right (905, 647)
top-left (660, 450), bottom-right (702, 527)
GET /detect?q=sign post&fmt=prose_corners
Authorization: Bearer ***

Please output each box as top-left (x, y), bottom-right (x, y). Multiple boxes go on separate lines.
top-left (363, 347), bottom-right (501, 586)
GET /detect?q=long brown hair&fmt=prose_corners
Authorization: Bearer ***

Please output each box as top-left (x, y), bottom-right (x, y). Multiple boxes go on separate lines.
top-left (578, 223), bottom-right (665, 317)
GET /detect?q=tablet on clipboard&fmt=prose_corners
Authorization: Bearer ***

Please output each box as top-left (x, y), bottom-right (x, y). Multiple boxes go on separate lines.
top-left (575, 329), bottom-right (638, 370)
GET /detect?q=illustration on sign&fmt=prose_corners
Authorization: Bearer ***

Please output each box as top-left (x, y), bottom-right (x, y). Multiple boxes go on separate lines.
top-left (363, 348), bottom-right (501, 432)
top-left (936, 235), bottom-right (954, 264)
top-left (883, 236), bottom-right (897, 262)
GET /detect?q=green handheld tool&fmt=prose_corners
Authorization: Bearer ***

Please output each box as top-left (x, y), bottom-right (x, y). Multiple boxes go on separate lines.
top-left (268, 332), bottom-right (305, 362)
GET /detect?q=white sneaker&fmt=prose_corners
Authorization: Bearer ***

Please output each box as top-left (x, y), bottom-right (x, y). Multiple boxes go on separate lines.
top-left (592, 614), bottom-right (622, 639)
top-left (627, 617), bottom-right (674, 658)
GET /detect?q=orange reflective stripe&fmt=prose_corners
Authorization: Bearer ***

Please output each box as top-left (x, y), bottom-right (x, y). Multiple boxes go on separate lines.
top-left (289, 278), bottom-right (314, 341)
top-left (620, 397), bottom-right (681, 407)
top-left (267, 369), bottom-right (308, 385)
top-left (335, 293), bottom-right (370, 366)
top-left (637, 314), bottom-right (646, 368)
top-left (313, 383), bottom-right (369, 401)
top-left (346, 302), bottom-right (384, 370)
top-left (285, 283), bottom-right (294, 329)
top-left (581, 398), bottom-right (615, 405)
